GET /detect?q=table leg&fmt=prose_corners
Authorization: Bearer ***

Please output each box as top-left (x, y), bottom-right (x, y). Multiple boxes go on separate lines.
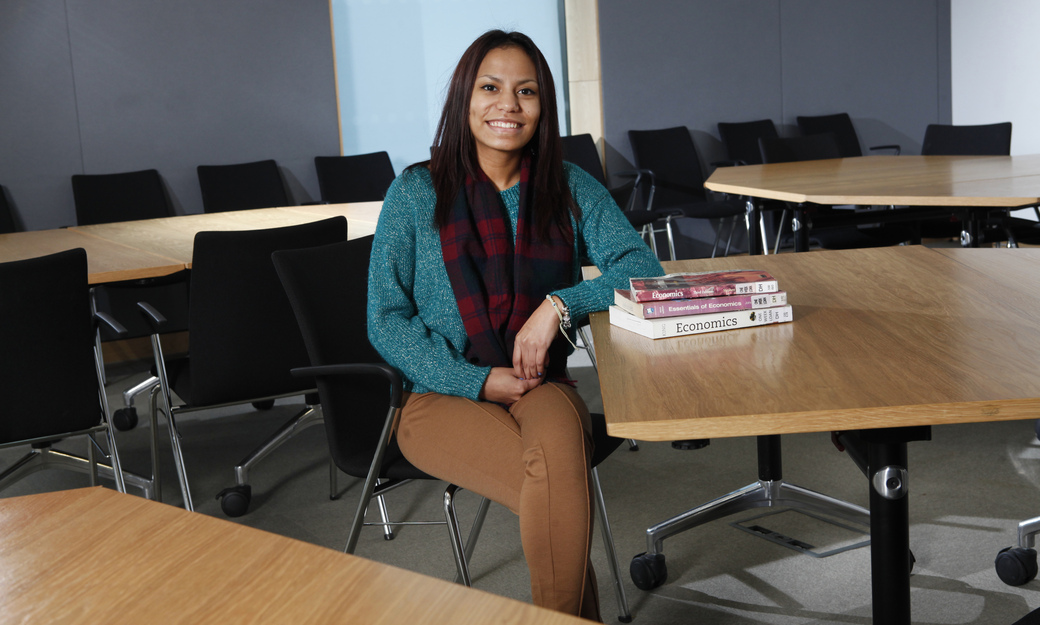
top-left (864, 426), bottom-right (929, 625)
top-left (793, 204), bottom-right (810, 252)
top-left (745, 198), bottom-right (762, 255)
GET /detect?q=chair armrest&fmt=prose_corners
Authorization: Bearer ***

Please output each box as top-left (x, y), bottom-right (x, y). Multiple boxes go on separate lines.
top-left (613, 169), bottom-right (656, 211)
top-left (292, 363), bottom-right (403, 409)
top-left (710, 159), bottom-right (746, 168)
top-left (94, 310), bottom-right (127, 337)
top-left (868, 144), bottom-right (901, 155)
top-left (136, 301), bottom-right (168, 333)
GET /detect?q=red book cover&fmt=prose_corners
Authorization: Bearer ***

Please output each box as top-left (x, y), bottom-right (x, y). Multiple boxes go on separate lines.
top-left (615, 289), bottom-right (788, 318)
top-left (628, 270), bottom-right (778, 302)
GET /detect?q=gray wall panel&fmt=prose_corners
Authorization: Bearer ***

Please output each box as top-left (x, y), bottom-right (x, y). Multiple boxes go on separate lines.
top-left (0, 0), bottom-right (339, 230)
top-left (0, 3), bottom-right (84, 230)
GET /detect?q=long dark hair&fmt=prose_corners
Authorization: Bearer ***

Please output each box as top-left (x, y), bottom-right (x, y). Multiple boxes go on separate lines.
top-left (426, 30), bottom-right (577, 239)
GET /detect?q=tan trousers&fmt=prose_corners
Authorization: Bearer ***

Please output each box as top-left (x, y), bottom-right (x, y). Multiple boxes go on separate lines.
top-left (396, 382), bottom-right (601, 621)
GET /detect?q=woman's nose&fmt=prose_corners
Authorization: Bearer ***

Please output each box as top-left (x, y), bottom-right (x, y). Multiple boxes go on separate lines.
top-left (497, 92), bottom-right (520, 112)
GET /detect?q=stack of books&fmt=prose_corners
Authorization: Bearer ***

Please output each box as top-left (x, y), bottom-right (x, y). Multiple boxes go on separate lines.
top-left (609, 269), bottom-right (793, 339)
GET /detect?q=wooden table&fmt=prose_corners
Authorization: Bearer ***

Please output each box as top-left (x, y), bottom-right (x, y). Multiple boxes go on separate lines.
top-left (0, 202), bottom-right (381, 284)
top-left (587, 245), bottom-right (1040, 624)
top-left (0, 487), bottom-right (589, 625)
top-left (704, 155), bottom-right (1040, 252)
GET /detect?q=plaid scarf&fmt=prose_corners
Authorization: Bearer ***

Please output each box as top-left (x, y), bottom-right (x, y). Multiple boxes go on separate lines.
top-left (440, 156), bottom-right (574, 379)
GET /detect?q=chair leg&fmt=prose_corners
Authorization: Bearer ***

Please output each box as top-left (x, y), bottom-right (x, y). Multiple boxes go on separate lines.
top-left (345, 404), bottom-right (398, 554)
top-left (149, 333), bottom-right (194, 511)
top-left (374, 479), bottom-right (395, 540)
top-left (453, 496), bottom-right (491, 584)
top-left (592, 466), bottom-right (632, 623)
top-left (443, 483), bottom-right (473, 586)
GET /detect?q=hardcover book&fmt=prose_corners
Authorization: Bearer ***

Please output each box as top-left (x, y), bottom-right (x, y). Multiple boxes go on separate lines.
top-left (614, 289), bottom-right (788, 319)
top-left (627, 270), bottom-right (778, 302)
top-left (608, 304), bottom-right (793, 339)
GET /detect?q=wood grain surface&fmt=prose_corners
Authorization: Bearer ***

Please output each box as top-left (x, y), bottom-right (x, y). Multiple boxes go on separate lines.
top-left (587, 246), bottom-right (1040, 440)
top-left (0, 487), bottom-right (590, 625)
top-left (704, 154), bottom-right (1040, 208)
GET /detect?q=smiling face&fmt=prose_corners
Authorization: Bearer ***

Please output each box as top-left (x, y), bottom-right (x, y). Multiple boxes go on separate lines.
top-left (468, 45), bottom-right (541, 167)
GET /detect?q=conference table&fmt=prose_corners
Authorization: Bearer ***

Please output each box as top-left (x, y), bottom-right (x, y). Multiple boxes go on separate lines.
top-left (0, 487), bottom-right (588, 624)
top-left (0, 202), bottom-right (381, 283)
top-left (586, 245), bottom-right (1040, 624)
top-left (704, 154), bottom-right (1040, 253)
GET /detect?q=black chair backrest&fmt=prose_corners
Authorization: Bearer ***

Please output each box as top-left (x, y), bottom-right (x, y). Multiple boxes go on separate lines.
top-left (561, 134), bottom-right (608, 186)
top-left (628, 126), bottom-right (708, 208)
top-left (314, 152), bottom-right (396, 203)
top-left (197, 159), bottom-right (290, 213)
top-left (796, 113), bottom-right (863, 158)
top-left (0, 248), bottom-right (100, 442)
top-left (921, 122), bottom-right (1012, 156)
top-left (759, 133), bottom-right (843, 164)
top-left (184, 216), bottom-right (348, 406)
top-left (717, 119), bottom-right (779, 166)
top-left (0, 185), bottom-right (18, 234)
top-left (273, 236), bottom-right (412, 478)
top-left (71, 169), bottom-right (173, 225)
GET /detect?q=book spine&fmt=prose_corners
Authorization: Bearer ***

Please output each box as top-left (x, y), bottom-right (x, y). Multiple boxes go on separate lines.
top-left (616, 290), bottom-right (788, 319)
top-left (609, 304), bottom-right (793, 339)
top-left (628, 279), bottom-right (779, 302)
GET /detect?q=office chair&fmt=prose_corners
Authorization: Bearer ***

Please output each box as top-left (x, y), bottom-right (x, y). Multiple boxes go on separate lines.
top-left (796, 112), bottom-right (901, 157)
top-left (143, 216), bottom-right (348, 513)
top-left (71, 168), bottom-right (190, 444)
top-left (314, 152), bottom-right (396, 203)
top-left (918, 122), bottom-right (1021, 246)
top-left (628, 127), bottom-right (749, 259)
top-left (562, 133), bottom-right (666, 257)
top-left (0, 184), bottom-right (20, 234)
top-left (196, 159), bottom-right (290, 212)
top-left (0, 248), bottom-right (133, 496)
top-left (758, 134), bottom-right (917, 250)
top-left (274, 236), bottom-right (632, 622)
top-left (717, 119), bottom-right (778, 166)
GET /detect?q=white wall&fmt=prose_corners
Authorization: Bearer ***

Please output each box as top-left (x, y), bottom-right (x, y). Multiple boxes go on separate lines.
top-left (951, 0), bottom-right (1040, 155)
top-left (330, 0), bottom-right (567, 174)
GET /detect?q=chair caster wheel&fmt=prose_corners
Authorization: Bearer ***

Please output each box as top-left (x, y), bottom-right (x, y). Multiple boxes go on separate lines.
top-left (383, 531), bottom-right (396, 541)
top-left (630, 552), bottom-right (667, 590)
top-left (251, 400), bottom-right (275, 411)
top-left (113, 407), bottom-right (139, 431)
top-left (217, 484), bottom-right (252, 517)
top-left (996, 546), bottom-right (1038, 586)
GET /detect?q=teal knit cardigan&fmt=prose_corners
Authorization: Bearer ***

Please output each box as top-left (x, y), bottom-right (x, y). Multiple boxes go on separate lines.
top-left (367, 162), bottom-right (664, 399)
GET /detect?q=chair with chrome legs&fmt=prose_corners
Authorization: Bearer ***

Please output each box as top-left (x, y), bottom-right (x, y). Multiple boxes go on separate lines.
top-left (143, 217), bottom-right (348, 513)
top-left (0, 248), bottom-right (140, 497)
top-left (274, 236), bottom-right (633, 622)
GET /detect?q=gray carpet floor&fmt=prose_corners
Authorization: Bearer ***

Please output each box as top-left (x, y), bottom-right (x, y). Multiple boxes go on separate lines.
top-left (5, 361), bottom-right (1040, 624)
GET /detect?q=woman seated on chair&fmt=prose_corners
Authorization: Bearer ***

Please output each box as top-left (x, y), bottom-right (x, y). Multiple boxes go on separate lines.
top-left (367, 30), bottom-right (663, 620)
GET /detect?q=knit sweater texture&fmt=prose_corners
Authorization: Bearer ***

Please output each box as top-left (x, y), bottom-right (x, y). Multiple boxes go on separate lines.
top-left (367, 162), bottom-right (664, 399)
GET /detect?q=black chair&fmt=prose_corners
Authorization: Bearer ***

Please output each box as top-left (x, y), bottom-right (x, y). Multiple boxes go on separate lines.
top-left (921, 122), bottom-right (1012, 156)
top-left (196, 159), bottom-right (290, 212)
top-left (717, 119), bottom-right (778, 166)
top-left (562, 134), bottom-right (665, 255)
top-left (144, 216), bottom-right (348, 513)
top-left (0, 248), bottom-right (130, 495)
top-left (274, 236), bottom-right (632, 622)
top-left (919, 122), bottom-right (1020, 246)
top-left (314, 152), bottom-right (396, 203)
top-left (628, 127), bottom-right (749, 259)
top-left (71, 169), bottom-right (190, 442)
top-left (72, 168), bottom-right (173, 226)
top-left (796, 112), bottom-right (900, 157)
top-left (0, 184), bottom-right (20, 234)
top-left (759, 134), bottom-right (917, 250)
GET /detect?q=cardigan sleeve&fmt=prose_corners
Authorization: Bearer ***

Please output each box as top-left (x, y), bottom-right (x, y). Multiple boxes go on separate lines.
top-left (366, 171), bottom-right (491, 400)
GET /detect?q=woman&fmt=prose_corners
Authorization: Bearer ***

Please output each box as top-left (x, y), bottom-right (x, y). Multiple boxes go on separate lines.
top-left (367, 30), bottom-right (663, 619)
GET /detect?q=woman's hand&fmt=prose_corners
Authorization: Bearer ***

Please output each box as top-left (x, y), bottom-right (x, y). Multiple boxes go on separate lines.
top-left (512, 296), bottom-right (562, 382)
top-left (479, 367), bottom-right (543, 404)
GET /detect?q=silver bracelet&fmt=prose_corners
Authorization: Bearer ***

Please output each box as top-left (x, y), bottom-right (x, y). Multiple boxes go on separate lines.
top-left (546, 294), bottom-right (572, 330)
